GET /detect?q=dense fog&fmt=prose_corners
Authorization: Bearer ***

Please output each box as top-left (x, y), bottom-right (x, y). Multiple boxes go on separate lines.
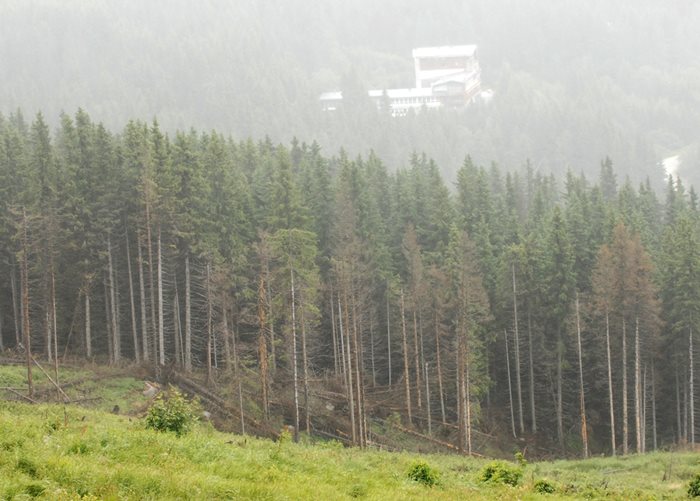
top-left (2, 0), bottom-right (699, 185)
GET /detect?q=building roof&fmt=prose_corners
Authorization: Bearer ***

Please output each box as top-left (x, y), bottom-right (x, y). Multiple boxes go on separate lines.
top-left (369, 88), bottom-right (434, 99)
top-left (321, 88), bottom-right (435, 101)
top-left (432, 70), bottom-right (479, 87)
top-left (319, 91), bottom-right (343, 101)
top-left (412, 45), bottom-right (477, 59)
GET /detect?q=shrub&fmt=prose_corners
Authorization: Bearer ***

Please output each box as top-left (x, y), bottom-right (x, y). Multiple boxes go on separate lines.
top-left (145, 387), bottom-right (199, 436)
top-left (688, 473), bottom-right (700, 497)
top-left (478, 461), bottom-right (522, 487)
top-left (407, 460), bottom-right (440, 487)
top-left (534, 478), bottom-right (556, 494)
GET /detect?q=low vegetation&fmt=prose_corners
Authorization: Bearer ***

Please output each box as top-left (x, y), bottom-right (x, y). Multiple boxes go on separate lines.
top-left (406, 460), bottom-right (440, 487)
top-left (2, 398), bottom-right (700, 500)
top-left (145, 386), bottom-right (200, 436)
top-left (689, 473), bottom-right (700, 498)
top-left (478, 460), bottom-right (523, 486)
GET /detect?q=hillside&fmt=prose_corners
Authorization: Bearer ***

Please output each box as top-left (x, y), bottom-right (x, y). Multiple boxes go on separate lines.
top-left (1, 397), bottom-right (699, 500)
top-left (2, 110), bottom-right (700, 459)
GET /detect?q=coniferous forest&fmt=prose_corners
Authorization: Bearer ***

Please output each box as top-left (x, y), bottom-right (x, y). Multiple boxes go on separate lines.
top-left (2, 108), bottom-right (699, 457)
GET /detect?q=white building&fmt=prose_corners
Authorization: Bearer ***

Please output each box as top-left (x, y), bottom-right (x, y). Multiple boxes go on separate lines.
top-left (320, 45), bottom-right (482, 116)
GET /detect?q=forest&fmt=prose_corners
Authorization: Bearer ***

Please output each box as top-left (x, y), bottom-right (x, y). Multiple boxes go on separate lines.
top-left (1, 108), bottom-right (699, 458)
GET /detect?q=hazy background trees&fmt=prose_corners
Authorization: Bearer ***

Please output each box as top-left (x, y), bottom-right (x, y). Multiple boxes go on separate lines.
top-left (1, 0), bottom-right (699, 186)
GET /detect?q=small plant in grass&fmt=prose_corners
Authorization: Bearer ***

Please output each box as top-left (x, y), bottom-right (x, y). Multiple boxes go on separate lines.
top-left (407, 460), bottom-right (440, 487)
top-left (534, 478), bottom-right (556, 494)
top-left (145, 386), bottom-right (199, 436)
top-left (688, 473), bottom-right (700, 497)
top-left (16, 457), bottom-right (39, 478)
top-left (24, 482), bottom-right (45, 497)
top-left (349, 483), bottom-right (368, 498)
top-left (478, 460), bottom-right (522, 487)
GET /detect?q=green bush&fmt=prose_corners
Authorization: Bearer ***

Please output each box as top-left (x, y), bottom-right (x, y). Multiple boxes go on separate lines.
top-left (145, 387), bottom-right (199, 436)
top-left (478, 460), bottom-right (522, 487)
top-left (534, 478), bottom-right (556, 494)
top-left (407, 460), bottom-right (440, 487)
top-left (688, 473), bottom-right (700, 497)
top-left (514, 451), bottom-right (528, 467)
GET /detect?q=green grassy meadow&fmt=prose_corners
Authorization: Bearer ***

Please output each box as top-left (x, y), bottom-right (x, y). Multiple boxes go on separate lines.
top-left (0, 399), bottom-right (699, 500)
top-left (1, 363), bottom-right (700, 500)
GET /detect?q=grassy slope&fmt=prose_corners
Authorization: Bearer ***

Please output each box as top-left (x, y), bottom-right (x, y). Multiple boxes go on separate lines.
top-left (1, 401), bottom-right (699, 500)
top-left (0, 364), bottom-right (149, 415)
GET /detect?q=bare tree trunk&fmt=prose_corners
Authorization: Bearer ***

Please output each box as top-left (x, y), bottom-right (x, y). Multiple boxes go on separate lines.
top-left (418, 309), bottom-right (425, 408)
top-left (512, 263), bottom-right (524, 434)
top-left (691, 326), bottom-right (695, 446)
top-left (622, 317), bottom-right (628, 454)
top-left (466, 341), bottom-right (472, 455)
top-left (343, 291), bottom-right (358, 444)
top-left (173, 289), bottom-right (182, 367)
top-left (300, 295), bottom-right (310, 435)
top-left (369, 314), bottom-right (376, 387)
top-left (330, 290), bottom-right (339, 376)
top-left (238, 378), bottom-right (245, 435)
top-left (21, 209), bottom-right (33, 397)
top-left (206, 261), bottom-right (213, 384)
top-left (605, 310), bottom-right (616, 455)
top-left (339, 297), bottom-right (356, 443)
top-left (677, 369), bottom-right (683, 444)
top-left (85, 286), bottom-right (91, 358)
top-left (11, 265), bottom-right (21, 347)
top-left (125, 231), bottom-right (140, 363)
top-left (505, 330), bottom-right (516, 438)
top-left (290, 266), bottom-right (300, 443)
top-left (45, 306), bottom-right (52, 363)
top-left (338, 297), bottom-right (348, 382)
top-left (104, 275), bottom-right (113, 363)
top-left (137, 235), bottom-right (149, 362)
top-left (528, 309), bottom-right (537, 432)
top-left (642, 364), bottom-right (647, 453)
top-left (386, 288), bottom-right (392, 386)
top-left (457, 323), bottom-right (464, 453)
top-left (635, 316), bottom-right (642, 453)
top-left (107, 236), bottom-right (120, 363)
top-left (413, 309), bottom-right (422, 410)
top-left (434, 308), bottom-right (446, 425)
top-left (425, 362), bottom-right (432, 435)
top-left (157, 228), bottom-right (164, 366)
top-left (0, 310), bottom-right (4, 352)
top-left (576, 293), bottom-right (588, 458)
top-left (400, 289), bottom-right (412, 425)
top-left (258, 275), bottom-right (269, 420)
top-left (223, 300), bottom-right (232, 371)
top-left (145, 204), bottom-right (157, 367)
top-left (685, 370), bottom-right (689, 443)
top-left (266, 261), bottom-right (275, 373)
top-left (352, 297), bottom-right (365, 447)
top-left (184, 255), bottom-right (191, 372)
top-left (50, 265), bottom-right (59, 393)
top-left (652, 362), bottom-right (657, 451)
top-left (556, 334), bottom-right (564, 450)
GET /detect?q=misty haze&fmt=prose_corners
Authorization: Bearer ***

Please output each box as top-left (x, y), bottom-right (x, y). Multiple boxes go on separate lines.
top-left (2, 1), bottom-right (700, 499)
